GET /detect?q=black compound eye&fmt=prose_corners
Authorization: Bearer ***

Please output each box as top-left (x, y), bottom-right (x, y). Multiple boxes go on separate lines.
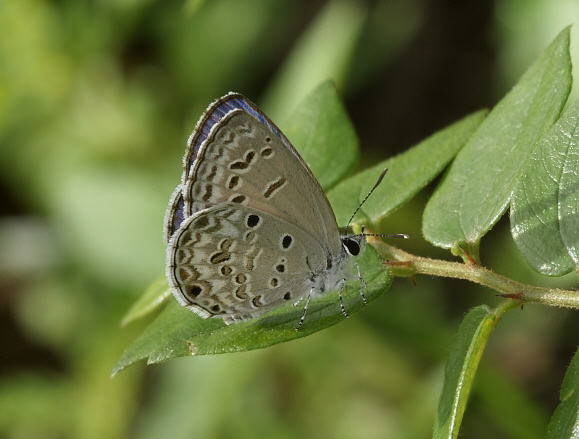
top-left (343, 238), bottom-right (360, 256)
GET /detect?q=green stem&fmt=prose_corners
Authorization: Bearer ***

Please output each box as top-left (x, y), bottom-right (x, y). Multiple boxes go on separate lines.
top-left (492, 300), bottom-right (520, 320)
top-left (373, 241), bottom-right (579, 310)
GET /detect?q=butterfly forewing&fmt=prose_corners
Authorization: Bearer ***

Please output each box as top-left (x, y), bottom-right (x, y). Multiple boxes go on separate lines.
top-left (163, 93), bottom-right (341, 254)
top-left (183, 94), bottom-right (285, 181)
top-left (184, 110), bottom-right (341, 254)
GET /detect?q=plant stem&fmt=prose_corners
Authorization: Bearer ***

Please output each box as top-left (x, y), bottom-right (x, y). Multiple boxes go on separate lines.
top-left (372, 240), bottom-right (579, 310)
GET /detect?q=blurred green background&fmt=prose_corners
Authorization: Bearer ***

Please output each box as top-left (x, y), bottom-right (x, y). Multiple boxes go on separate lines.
top-left (2, 1), bottom-right (579, 438)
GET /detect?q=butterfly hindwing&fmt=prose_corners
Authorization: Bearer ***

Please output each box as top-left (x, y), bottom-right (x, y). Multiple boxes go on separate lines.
top-left (167, 203), bottom-right (328, 321)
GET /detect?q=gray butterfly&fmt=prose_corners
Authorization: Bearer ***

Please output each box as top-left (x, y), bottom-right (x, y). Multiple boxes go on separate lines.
top-left (164, 93), bottom-right (376, 330)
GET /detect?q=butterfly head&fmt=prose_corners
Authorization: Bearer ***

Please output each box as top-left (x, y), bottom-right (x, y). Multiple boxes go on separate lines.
top-left (340, 233), bottom-right (366, 257)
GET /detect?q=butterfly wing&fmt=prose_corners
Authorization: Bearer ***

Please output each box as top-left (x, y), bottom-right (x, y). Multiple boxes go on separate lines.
top-left (167, 203), bottom-right (329, 321)
top-left (164, 93), bottom-right (342, 257)
top-left (164, 186), bottom-right (186, 241)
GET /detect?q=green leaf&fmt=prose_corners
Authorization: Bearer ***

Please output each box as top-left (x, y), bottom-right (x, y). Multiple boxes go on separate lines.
top-left (120, 278), bottom-right (171, 327)
top-left (112, 245), bottom-right (390, 375)
top-left (546, 347), bottom-right (579, 438)
top-left (511, 99), bottom-right (579, 276)
top-left (423, 27), bottom-right (572, 250)
top-left (283, 81), bottom-right (359, 190)
top-left (434, 305), bottom-right (498, 439)
top-left (328, 109), bottom-right (487, 227)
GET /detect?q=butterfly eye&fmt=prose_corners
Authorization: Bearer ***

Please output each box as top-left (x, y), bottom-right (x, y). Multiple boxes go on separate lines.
top-left (342, 238), bottom-right (360, 256)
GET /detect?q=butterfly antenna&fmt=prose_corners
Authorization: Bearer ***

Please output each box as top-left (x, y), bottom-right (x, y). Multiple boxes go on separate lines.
top-left (359, 225), bottom-right (408, 240)
top-left (363, 232), bottom-right (409, 239)
top-left (346, 168), bottom-right (388, 230)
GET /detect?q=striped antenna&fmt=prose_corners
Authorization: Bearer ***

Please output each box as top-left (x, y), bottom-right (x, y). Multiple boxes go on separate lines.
top-left (345, 168), bottom-right (388, 229)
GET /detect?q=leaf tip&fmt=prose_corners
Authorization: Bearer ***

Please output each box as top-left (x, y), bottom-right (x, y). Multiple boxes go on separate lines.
top-left (110, 365), bottom-right (122, 378)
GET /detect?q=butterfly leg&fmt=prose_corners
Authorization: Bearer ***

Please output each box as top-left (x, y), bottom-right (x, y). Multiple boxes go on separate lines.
top-left (355, 263), bottom-right (367, 306)
top-left (347, 264), bottom-right (367, 306)
top-left (339, 278), bottom-right (349, 318)
top-left (295, 288), bottom-right (314, 332)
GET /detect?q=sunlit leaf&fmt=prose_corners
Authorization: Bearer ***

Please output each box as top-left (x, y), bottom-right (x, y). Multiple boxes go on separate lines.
top-left (121, 278), bottom-right (171, 327)
top-left (328, 109), bottom-right (487, 226)
top-left (423, 27), bottom-right (572, 251)
top-left (546, 347), bottom-right (579, 438)
top-left (511, 99), bottom-right (579, 275)
top-left (434, 305), bottom-right (498, 439)
top-left (112, 245), bottom-right (390, 375)
top-left (283, 81), bottom-right (359, 190)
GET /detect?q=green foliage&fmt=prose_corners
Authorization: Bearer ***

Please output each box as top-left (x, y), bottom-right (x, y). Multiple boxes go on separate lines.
top-left (546, 347), bottom-right (579, 438)
top-left (3, 1), bottom-right (579, 438)
top-left (282, 81), bottom-right (360, 189)
top-left (114, 83), bottom-right (484, 373)
top-left (423, 27), bottom-right (572, 255)
top-left (119, 25), bottom-right (579, 438)
top-left (511, 98), bottom-right (579, 276)
top-left (113, 82), bottom-right (389, 372)
top-left (434, 304), bottom-right (513, 439)
top-left (121, 277), bottom-right (172, 327)
top-left (113, 245), bottom-right (389, 374)
top-left (328, 109), bottom-right (487, 226)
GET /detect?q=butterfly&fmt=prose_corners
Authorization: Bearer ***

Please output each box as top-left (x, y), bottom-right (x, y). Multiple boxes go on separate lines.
top-left (164, 93), bottom-right (389, 330)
